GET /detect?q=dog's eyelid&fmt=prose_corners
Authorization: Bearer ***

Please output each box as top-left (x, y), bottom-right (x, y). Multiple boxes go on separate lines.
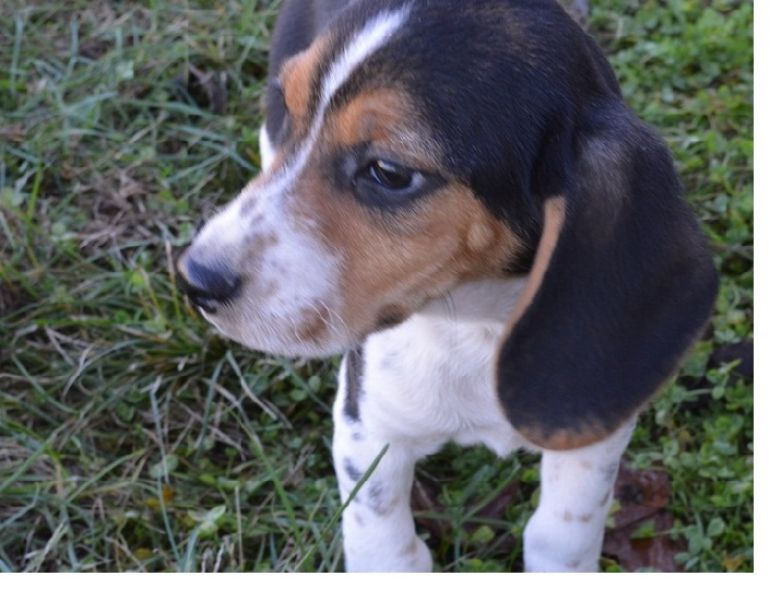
top-left (357, 159), bottom-right (423, 191)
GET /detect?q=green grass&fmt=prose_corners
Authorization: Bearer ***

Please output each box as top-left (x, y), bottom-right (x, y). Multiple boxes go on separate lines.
top-left (0, 0), bottom-right (753, 572)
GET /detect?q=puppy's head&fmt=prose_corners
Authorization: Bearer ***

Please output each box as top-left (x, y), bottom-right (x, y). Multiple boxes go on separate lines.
top-left (178, 0), bottom-right (718, 448)
top-left (178, 2), bottom-right (527, 356)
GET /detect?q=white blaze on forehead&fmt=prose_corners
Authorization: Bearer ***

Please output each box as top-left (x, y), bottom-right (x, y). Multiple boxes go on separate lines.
top-left (186, 8), bottom-right (412, 357)
top-left (193, 5), bottom-right (411, 301)
top-left (198, 5), bottom-right (412, 246)
top-left (202, 5), bottom-right (412, 243)
top-left (321, 6), bottom-right (411, 109)
top-left (260, 5), bottom-right (412, 200)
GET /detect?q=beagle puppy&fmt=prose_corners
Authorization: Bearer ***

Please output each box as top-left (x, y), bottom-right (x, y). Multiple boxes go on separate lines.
top-left (177, 0), bottom-right (718, 572)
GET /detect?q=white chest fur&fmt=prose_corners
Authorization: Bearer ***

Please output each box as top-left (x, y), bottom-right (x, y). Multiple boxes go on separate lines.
top-left (331, 276), bottom-right (637, 572)
top-left (344, 278), bottom-right (530, 457)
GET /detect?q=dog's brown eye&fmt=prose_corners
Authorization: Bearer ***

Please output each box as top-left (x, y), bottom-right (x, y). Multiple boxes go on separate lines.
top-left (350, 156), bottom-right (440, 208)
top-left (366, 160), bottom-right (414, 190)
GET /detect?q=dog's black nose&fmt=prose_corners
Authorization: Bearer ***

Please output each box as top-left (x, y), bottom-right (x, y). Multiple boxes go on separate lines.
top-left (177, 255), bottom-right (241, 313)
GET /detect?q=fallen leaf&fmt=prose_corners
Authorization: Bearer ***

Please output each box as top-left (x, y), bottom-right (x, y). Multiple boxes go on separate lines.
top-left (603, 511), bottom-right (684, 572)
top-left (475, 482), bottom-right (520, 522)
top-left (722, 553), bottom-right (748, 572)
top-left (603, 463), bottom-right (685, 572)
top-left (611, 463), bottom-right (670, 529)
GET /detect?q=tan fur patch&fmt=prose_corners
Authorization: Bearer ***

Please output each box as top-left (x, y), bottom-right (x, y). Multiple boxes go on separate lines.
top-left (293, 176), bottom-right (521, 337)
top-left (327, 88), bottom-right (441, 170)
top-left (466, 221), bottom-right (496, 252)
top-left (518, 422), bottom-right (612, 452)
top-left (279, 36), bottom-right (330, 129)
top-left (297, 304), bottom-right (332, 342)
top-left (333, 89), bottom-right (408, 145)
top-left (271, 81), bottom-right (522, 342)
top-left (504, 196), bottom-right (565, 328)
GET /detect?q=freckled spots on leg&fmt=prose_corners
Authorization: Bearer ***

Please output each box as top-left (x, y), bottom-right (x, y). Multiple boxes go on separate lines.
top-left (343, 458), bottom-right (362, 482)
top-left (367, 482), bottom-right (395, 516)
top-left (579, 460), bottom-right (593, 470)
top-left (579, 513), bottom-right (593, 523)
top-left (601, 461), bottom-right (620, 483)
top-left (353, 511), bottom-right (365, 527)
top-left (352, 431), bottom-right (364, 442)
top-left (372, 501), bottom-right (395, 516)
top-left (562, 510), bottom-right (574, 522)
top-left (368, 482), bottom-right (383, 506)
top-left (599, 490), bottom-right (611, 507)
top-left (566, 559), bottom-right (581, 569)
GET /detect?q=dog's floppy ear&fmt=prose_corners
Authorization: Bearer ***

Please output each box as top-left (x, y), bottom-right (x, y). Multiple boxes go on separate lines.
top-left (497, 105), bottom-right (719, 451)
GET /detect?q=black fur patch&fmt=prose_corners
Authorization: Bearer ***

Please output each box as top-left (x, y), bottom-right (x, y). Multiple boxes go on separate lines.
top-left (344, 345), bottom-right (365, 422)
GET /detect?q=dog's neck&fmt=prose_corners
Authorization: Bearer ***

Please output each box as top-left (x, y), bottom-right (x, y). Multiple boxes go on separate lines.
top-left (418, 277), bottom-right (528, 328)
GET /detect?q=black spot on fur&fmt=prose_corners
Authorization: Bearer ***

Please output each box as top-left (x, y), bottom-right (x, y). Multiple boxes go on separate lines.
top-left (367, 481), bottom-right (392, 516)
top-left (344, 457), bottom-right (363, 482)
top-left (344, 345), bottom-right (364, 421)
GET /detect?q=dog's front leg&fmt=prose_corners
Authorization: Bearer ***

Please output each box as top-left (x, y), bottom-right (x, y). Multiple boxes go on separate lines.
top-left (523, 418), bottom-right (636, 572)
top-left (331, 352), bottom-right (432, 573)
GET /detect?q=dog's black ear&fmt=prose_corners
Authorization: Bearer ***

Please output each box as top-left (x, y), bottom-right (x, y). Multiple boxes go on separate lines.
top-left (496, 104), bottom-right (719, 450)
